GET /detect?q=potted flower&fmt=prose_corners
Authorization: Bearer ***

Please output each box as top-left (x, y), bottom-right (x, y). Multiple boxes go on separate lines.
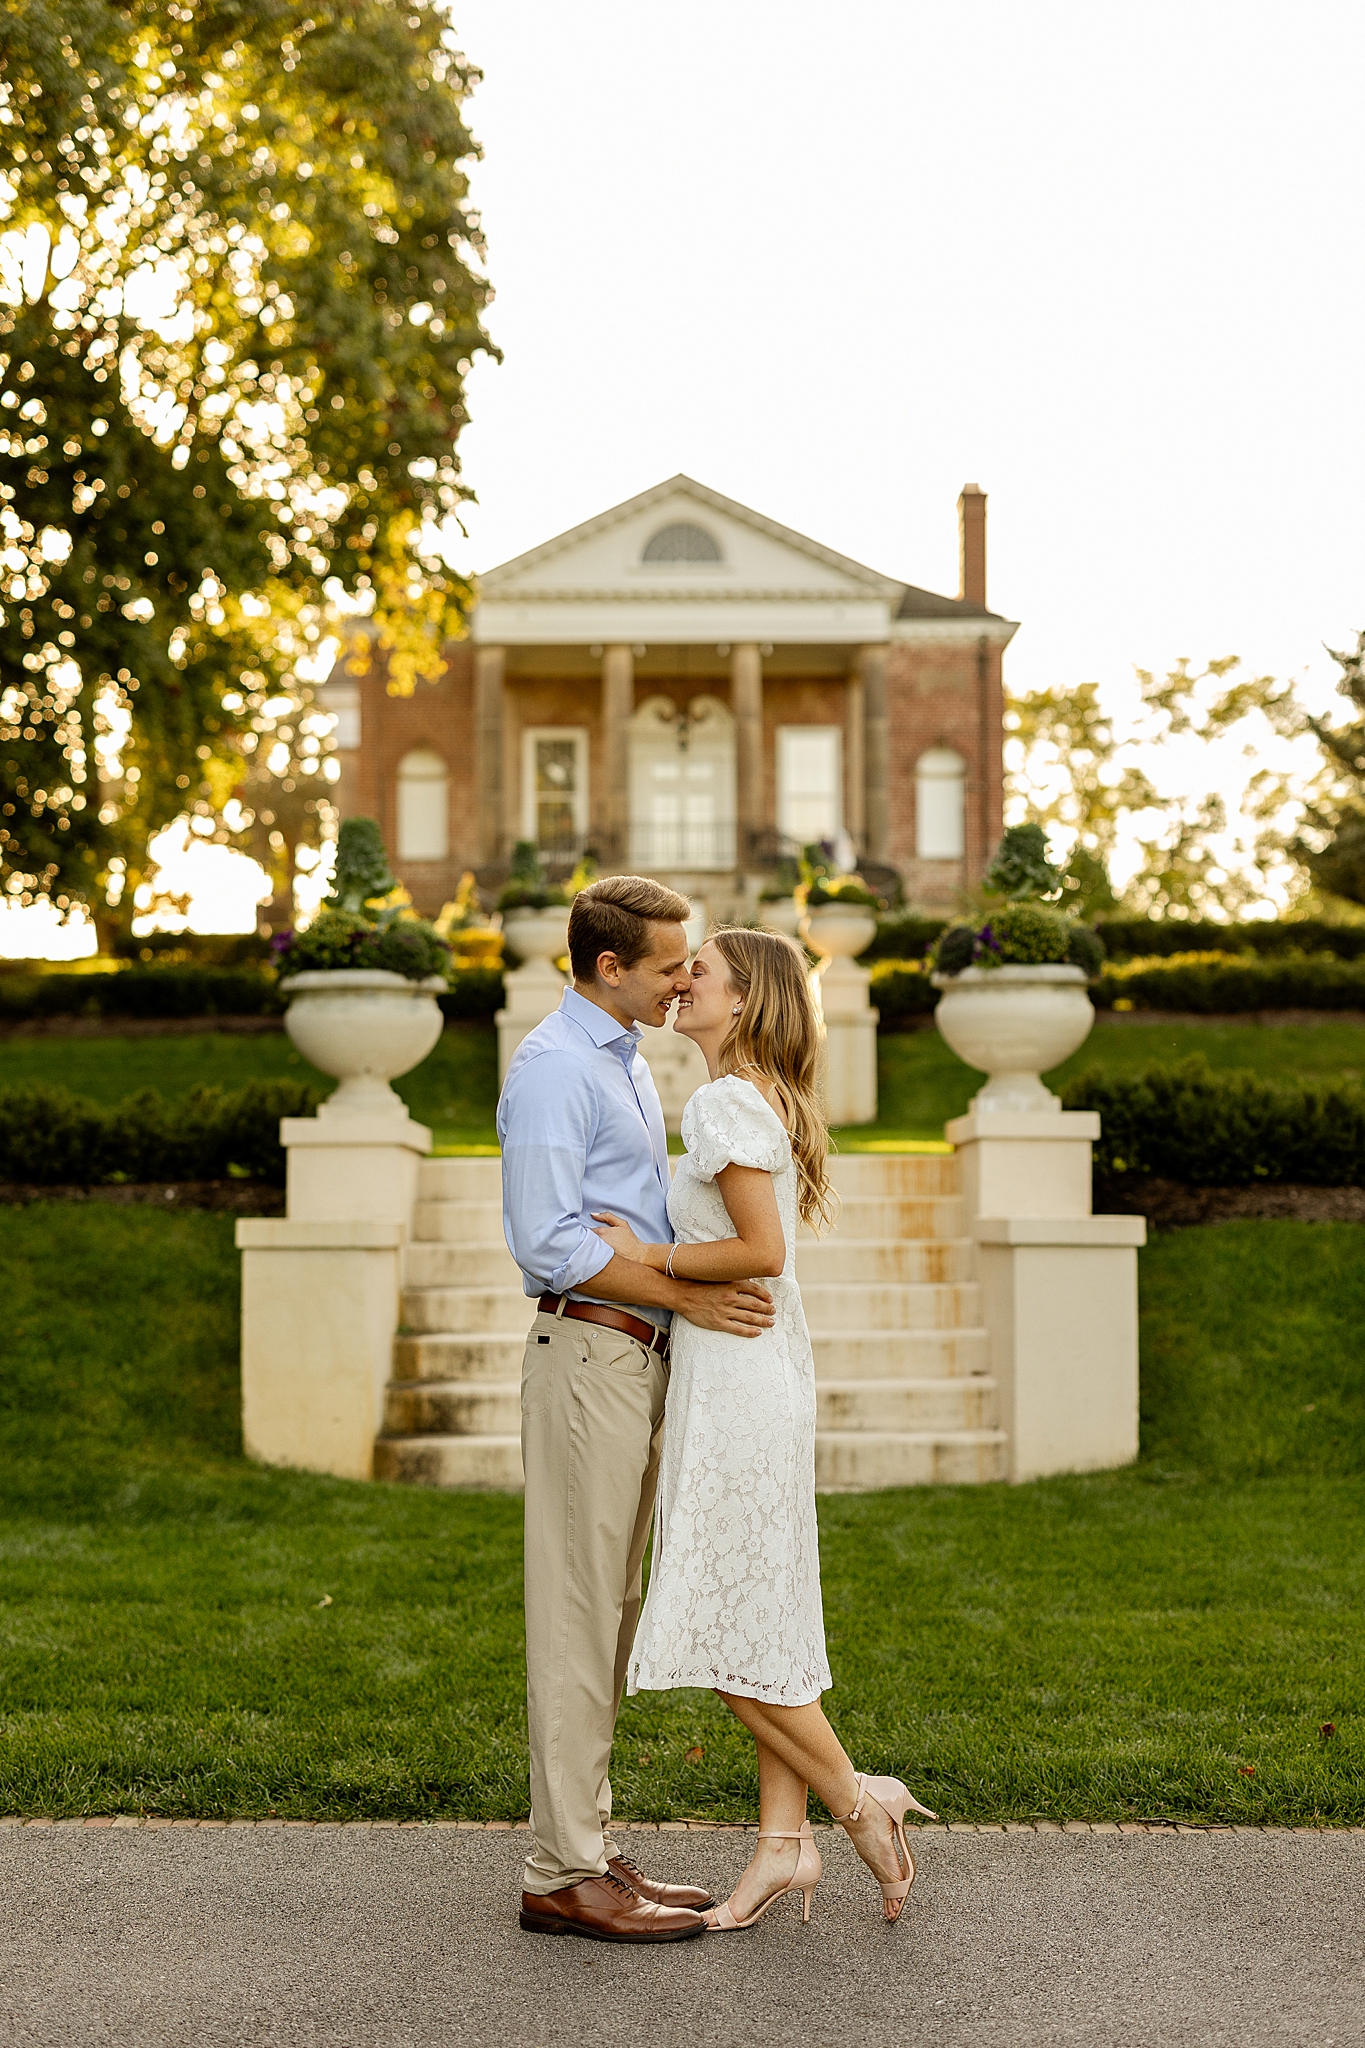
top-left (271, 818), bottom-right (451, 1118)
top-left (796, 844), bottom-right (886, 964)
top-left (931, 827), bottom-right (1106, 1113)
top-left (496, 841), bottom-right (573, 969)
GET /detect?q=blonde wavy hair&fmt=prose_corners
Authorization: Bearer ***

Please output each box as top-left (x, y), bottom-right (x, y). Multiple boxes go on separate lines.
top-left (710, 926), bottom-right (836, 1233)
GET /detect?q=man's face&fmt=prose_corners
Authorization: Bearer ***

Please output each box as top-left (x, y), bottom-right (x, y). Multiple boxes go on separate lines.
top-left (599, 922), bottom-right (692, 1029)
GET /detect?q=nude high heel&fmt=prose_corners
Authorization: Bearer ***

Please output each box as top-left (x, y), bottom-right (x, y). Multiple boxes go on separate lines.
top-left (832, 1772), bottom-right (938, 1924)
top-left (704, 1821), bottom-right (823, 1930)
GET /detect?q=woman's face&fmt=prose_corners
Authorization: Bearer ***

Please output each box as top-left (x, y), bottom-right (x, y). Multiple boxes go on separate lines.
top-left (674, 938), bottom-right (738, 1042)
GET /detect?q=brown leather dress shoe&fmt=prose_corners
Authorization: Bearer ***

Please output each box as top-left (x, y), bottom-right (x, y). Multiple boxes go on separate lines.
top-left (520, 1868), bottom-right (706, 1943)
top-left (608, 1853), bottom-right (715, 1912)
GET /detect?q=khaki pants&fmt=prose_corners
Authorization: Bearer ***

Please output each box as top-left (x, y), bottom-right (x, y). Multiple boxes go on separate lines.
top-left (520, 1307), bottom-right (668, 1895)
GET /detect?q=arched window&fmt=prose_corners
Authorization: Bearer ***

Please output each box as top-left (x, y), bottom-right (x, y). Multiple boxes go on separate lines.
top-left (396, 747), bottom-right (449, 862)
top-left (641, 522), bottom-right (723, 563)
top-left (915, 747), bottom-right (966, 860)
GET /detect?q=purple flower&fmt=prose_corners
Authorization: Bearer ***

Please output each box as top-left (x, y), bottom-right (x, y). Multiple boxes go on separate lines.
top-left (975, 924), bottom-right (1001, 961)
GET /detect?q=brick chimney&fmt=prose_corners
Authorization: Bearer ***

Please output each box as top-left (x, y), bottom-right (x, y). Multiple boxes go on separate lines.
top-left (958, 483), bottom-right (987, 608)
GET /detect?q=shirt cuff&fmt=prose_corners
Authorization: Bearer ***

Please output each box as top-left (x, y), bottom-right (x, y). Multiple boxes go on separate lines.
top-left (549, 1229), bottom-right (615, 1297)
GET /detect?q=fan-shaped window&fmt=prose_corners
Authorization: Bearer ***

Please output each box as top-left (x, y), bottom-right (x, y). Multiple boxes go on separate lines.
top-left (396, 747), bottom-right (449, 862)
top-left (642, 522), bottom-right (723, 563)
top-left (915, 747), bottom-right (966, 860)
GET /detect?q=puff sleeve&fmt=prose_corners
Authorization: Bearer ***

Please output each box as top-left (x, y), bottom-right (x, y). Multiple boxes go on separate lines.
top-left (681, 1075), bottom-right (790, 1181)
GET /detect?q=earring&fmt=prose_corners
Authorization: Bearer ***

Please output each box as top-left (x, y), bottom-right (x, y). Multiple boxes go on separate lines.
top-left (732, 1004), bottom-right (742, 1016)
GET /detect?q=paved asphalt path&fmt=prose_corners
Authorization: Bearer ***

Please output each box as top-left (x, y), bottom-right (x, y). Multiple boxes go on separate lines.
top-left (1, 1825), bottom-right (1362, 2048)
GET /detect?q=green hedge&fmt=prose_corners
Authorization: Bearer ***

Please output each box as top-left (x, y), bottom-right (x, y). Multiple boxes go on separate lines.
top-left (1093, 917), bottom-right (1365, 962)
top-left (862, 913), bottom-right (948, 963)
top-left (1061, 1057), bottom-right (1365, 1186)
top-left (0, 1079), bottom-right (320, 1185)
top-left (438, 966), bottom-right (504, 1022)
top-left (869, 959), bottom-right (938, 1026)
top-left (0, 962), bottom-right (507, 1026)
top-left (1093, 951), bottom-right (1365, 1013)
top-left (0, 966), bottom-right (283, 1023)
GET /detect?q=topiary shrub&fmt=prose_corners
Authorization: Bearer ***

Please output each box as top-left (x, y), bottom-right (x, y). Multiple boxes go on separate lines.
top-left (326, 818), bottom-right (397, 914)
top-left (868, 959), bottom-right (938, 1027)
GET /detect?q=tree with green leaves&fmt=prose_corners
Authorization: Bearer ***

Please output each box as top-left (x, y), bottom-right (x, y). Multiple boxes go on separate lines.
top-left (0, 0), bottom-right (493, 933)
top-left (1296, 632), bottom-right (1365, 906)
top-left (1007, 658), bottom-right (1296, 919)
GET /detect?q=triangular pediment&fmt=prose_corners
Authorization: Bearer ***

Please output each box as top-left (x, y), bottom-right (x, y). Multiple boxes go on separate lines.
top-left (479, 476), bottom-right (900, 602)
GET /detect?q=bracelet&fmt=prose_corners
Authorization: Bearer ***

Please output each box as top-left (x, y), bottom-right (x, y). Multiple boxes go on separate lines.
top-left (666, 1243), bottom-right (680, 1280)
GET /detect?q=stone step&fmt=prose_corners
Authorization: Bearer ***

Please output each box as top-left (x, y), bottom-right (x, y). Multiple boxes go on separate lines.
top-left (406, 1242), bottom-right (522, 1289)
top-left (815, 1430), bottom-right (1008, 1489)
top-left (394, 1332), bottom-right (528, 1382)
top-left (394, 1323), bottom-right (989, 1384)
top-left (801, 1282), bottom-right (980, 1333)
top-left (374, 1429), bottom-right (1007, 1493)
top-left (816, 1378), bottom-right (998, 1432)
top-left (805, 1196), bottom-right (968, 1246)
top-left (419, 1157), bottom-right (503, 1199)
top-left (385, 1380), bottom-right (523, 1437)
top-left (826, 1154), bottom-right (959, 1196)
top-left (812, 1328), bottom-right (989, 1379)
top-left (402, 1286), bottom-right (536, 1336)
top-left (373, 1433), bottom-right (524, 1490)
top-left (383, 1375), bottom-right (999, 1440)
top-left (795, 1239), bottom-right (974, 1284)
top-left (413, 1198), bottom-right (505, 1243)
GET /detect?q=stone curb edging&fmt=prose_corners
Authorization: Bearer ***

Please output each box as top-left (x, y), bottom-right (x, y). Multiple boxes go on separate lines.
top-left (2, 1817), bottom-right (1362, 1836)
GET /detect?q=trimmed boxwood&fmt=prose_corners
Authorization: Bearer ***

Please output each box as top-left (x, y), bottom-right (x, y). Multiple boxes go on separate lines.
top-left (0, 966), bottom-right (283, 1023)
top-left (1094, 916), bottom-right (1365, 962)
top-left (0, 1078), bottom-right (320, 1186)
top-left (869, 959), bottom-right (938, 1027)
top-left (1061, 1056), bottom-right (1365, 1186)
top-left (439, 966), bottom-right (505, 1023)
top-left (1092, 951), bottom-right (1365, 1014)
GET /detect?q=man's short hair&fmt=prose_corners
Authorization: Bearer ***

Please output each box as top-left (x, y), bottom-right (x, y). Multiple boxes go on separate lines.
top-left (568, 874), bottom-right (692, 982)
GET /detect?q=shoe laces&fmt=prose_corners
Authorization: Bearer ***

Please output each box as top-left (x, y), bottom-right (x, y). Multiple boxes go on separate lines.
top-left (601, 1867), bottom-right (638, 1900)
top-left (611, 1854), bottom-right (644, 1881)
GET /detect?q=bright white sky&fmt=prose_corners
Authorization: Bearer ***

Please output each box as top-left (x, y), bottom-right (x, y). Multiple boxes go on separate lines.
top-left (451, 0), bottom-right (1364, 723)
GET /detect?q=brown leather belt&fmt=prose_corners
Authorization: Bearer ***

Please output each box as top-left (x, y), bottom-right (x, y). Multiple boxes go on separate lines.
top-left (537, 1294), bottom-right (669, 1356)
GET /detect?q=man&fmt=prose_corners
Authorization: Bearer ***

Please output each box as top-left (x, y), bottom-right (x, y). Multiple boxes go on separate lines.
top-left (498, 874), bottom-right (776, 1944)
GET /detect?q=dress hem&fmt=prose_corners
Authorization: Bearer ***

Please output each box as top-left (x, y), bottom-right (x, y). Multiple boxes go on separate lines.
top-left (627, 1671), bottom-right (829, 1708)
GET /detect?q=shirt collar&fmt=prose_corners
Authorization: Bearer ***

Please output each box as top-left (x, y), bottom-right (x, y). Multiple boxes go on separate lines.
top-left (560, 985), bottom-right (643, 1051)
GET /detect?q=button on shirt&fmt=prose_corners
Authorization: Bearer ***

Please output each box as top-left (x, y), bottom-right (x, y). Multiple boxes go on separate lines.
top-left (497, 987), bottom-right (674, 1330)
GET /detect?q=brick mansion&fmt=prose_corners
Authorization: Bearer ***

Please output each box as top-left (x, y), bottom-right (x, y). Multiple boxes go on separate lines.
top-left (318, 475), bottom-right (1018, 916)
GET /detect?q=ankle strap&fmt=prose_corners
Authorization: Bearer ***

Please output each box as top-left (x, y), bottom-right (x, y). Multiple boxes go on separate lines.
top-left (831, 1771), bottom-right (869, 1825)
top-left (756, 1830), bottom-right (803, 1840)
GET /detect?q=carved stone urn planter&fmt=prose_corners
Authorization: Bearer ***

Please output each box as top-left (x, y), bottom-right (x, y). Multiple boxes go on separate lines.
top-left (501, 905), bottom-right (571, 969)
top-left (799, 901), bottom-right (878, 962)
top-left (279, 968), bottom-right (446, 1118)
top-left (932, 963), bottom-right (1095, 1113)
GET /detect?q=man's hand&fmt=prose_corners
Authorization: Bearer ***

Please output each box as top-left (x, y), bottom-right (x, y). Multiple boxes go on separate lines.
top-left (673, 1277), bottom-right (775, 1338)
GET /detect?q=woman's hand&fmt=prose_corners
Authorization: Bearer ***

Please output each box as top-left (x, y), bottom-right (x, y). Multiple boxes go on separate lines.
top-left (591, 1211), bottom-right (652, 1261)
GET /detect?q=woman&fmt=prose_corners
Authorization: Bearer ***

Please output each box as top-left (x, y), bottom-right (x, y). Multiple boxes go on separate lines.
top-left (592, 926), bottom-right (936, 1931)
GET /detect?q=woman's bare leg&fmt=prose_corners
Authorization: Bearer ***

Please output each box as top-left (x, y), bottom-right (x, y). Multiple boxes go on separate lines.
top-left (712, 1731), bottom-right (809, 1922)
top-left (718, 1692), bottom-right (912, 1897)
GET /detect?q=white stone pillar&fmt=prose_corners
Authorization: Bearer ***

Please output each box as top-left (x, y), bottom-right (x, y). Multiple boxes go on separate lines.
top-left (473, 645), bottom-right (506, 864)
top-left (235, 1096), bottom-right (432, 1481)
top-left (813, 957), bottom-right (879, 1125)
top-left (601, 645), bottom-right (634, 865)
top-left (946, 1106), bottom-right (1146, 1482)
top-left (731, 643), bottom-right (763, 866)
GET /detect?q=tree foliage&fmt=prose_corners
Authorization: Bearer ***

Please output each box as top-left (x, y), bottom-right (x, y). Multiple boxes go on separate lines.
top-left (0, 0), bottom-right (493, 922)
top-left (1007, 658), bottom-right (1297, 919)
top-left (1298, 632), bottom-right (1365, 906)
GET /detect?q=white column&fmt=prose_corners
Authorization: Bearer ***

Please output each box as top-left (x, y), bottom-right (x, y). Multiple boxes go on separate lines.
top-left (474, 644), bottom-right (506, 863)
top-left (813, 958), bottom-right (879, 1125)
top-left (236, 1097), bottom-right (432, 1481)
top-left (947, 1106), bottom-right (1146, 1482)
top-left (601, 644), bottom-right (633, 865)
top-left (730, 643), bottom-right (763, 864)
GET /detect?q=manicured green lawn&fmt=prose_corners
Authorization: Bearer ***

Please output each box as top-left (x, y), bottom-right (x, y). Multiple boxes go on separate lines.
top-left (8, 1014), bottom-right (1364, 1153)
top-left (1, 1204), bottom-right (1361, 1823)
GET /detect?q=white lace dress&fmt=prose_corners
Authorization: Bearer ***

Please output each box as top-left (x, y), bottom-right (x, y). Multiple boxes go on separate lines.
top-left (627, 1075), bottom-right (832, 1707)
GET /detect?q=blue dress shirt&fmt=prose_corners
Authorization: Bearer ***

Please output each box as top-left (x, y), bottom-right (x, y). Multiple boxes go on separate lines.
top-left (497, 987), bottom-right (674, 1329)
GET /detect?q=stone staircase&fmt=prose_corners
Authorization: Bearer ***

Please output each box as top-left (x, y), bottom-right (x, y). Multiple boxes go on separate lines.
top-left (373, 1152), bottom-right (1007, 1491)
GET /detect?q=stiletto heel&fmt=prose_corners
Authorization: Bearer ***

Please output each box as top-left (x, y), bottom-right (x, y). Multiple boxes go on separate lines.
top-left (704, 1821), bottom-right (823, 1931)
top-left (832, 1771), bottom-right (938, 1924)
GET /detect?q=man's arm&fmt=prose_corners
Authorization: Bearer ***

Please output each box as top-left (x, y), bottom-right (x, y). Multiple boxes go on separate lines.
top-left (583, 1250), bottom-right (775, 1338)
